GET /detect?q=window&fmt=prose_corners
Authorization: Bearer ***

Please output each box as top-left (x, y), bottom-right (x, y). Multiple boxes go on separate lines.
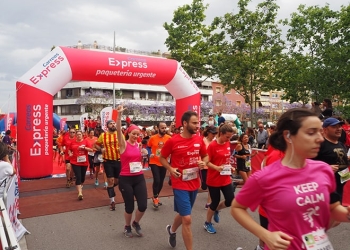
top-left (201, 95), bottom-right (209, 101)
top-left (215, 100), bottom-right (222, 106)
top-left (226, 89), bottom-right (231, 94)
top-left (62, 88), bottom-right (80, 98)
top-left (226, 101), bottom-right (232, 106)
top-left (271, 93), bottom-right (278, 98)
top-left (60, 105), bottom-right (81, 115)
top-left (148, 92), bottom-right (156, 100)
top-left (236, 101), bottom-right (241, 107)
top-left (215, 87), bottom-right (221, 93)
top-left (165, 93), bottom-right (173, 101)
top-left (103, 90), bottom-right (113, 97)
top-left (122, 90), bottom-right (133, 99)
top-left (140, 91), bottom-right (146, 99)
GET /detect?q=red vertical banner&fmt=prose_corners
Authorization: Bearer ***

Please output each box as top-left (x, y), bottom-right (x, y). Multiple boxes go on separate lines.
top-left (112, 109), bottom-right (118, 121)
top-left (251, 149), bottom-right (266, 174)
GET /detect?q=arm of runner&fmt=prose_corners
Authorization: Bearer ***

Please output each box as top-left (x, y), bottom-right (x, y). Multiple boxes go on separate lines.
top-left (231, 199), bottom-right (293, 250)
top-left (159, 155), bottom-right (181, 178)
top-left (330, 201), bottom-right (350, 222)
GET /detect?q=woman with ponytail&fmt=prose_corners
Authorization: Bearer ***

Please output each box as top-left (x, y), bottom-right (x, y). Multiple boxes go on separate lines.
top-left (231, 108), bottom-right (350, 250)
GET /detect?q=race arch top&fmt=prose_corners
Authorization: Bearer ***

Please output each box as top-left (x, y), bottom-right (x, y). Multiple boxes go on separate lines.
top-left (16, 46), bottom-right (201, 178)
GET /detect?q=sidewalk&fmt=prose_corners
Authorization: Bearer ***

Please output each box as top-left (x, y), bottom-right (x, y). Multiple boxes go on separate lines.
top-left (20, 192), bottom-right (350, 250)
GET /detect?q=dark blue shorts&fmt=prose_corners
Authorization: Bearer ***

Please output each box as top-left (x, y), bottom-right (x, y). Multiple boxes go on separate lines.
top-left (173, 189), bottom-right (198, 216)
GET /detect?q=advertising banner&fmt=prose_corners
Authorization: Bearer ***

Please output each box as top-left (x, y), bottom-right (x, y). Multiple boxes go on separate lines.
top-left (5, 175), bottom-right (29, 240)
top-left (100, 107), bottom-right (113, 131)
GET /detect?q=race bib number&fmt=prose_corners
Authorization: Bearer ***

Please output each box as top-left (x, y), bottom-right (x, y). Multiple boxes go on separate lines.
top-left (77, 155), bottom-right (87, 163)
top-left (98, 154), bottom-right (103, 162)
top-left (156, 149), bottom-right (161, 157)
top-left (88, 151), bottom-right (94, 156)
top-left (182, 167), bottom-right (198, 181)
top-left (220, 165), bottom-right (232, 175)
top-left (129, 162), bottom-right (143, 173)
top-left (338, 168), bottom-right (350, 184)
top-left (302, 229), bottom-right (333, 250)
top-left (245, 160), bottom-right (251, 170)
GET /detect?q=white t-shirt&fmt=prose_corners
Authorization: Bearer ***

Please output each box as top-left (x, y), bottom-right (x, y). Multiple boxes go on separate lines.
top-left (0, 161), bottom-right (14, 198)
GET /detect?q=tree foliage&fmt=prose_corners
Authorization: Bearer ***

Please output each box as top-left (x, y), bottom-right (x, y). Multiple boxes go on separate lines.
top-left (76, 90), bottom-right (112, 117)
top-left (210, 0), bottom-right (284, 123)
top-left (163, 0), bottom-right (213, 80)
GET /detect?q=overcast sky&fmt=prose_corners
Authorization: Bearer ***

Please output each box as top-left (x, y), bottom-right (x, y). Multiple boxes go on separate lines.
top-left (0, 0), bottom-right (348, 113)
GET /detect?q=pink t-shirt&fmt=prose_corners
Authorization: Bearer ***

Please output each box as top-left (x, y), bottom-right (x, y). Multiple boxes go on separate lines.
top-left (161, 134), bottom-right (207, 191)
top-left (206, 140), bottom-right (232, 187)
top-left (235, 159), bottom-right (336, 250)
top-left (120, 141), bottom-right (143, 176)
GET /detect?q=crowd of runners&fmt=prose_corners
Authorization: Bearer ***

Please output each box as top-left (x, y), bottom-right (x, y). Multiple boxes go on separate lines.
top-left (50, 105), bottom-right (350, 250)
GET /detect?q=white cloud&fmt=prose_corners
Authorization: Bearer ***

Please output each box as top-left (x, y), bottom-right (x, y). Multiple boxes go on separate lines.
top-left (0, 0), bottom-right (348, 113)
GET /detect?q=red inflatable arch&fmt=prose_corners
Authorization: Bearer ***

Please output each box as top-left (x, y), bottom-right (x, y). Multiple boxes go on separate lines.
top-left (16, 47), bottom-right (201, 178)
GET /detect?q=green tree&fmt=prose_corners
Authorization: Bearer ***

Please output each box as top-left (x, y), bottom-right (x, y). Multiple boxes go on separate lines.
top-left (210, 0), bottom-right (284, 123)
top-left (280, 4), bottom-right (340, 103)
top-left (164, 0), bottom-right (212, 80)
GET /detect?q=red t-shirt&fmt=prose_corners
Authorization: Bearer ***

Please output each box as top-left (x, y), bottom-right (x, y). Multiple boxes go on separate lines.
top-left (206, 140), bottom-right (232, 187)
top-left (62, 134), bottom-right (75, 160)
top-left (68, 139), bottom-right (91, 166)
top-left (161, 134), bottom-right (207, 191)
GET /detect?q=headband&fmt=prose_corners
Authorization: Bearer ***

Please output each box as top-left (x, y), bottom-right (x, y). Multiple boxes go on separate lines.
top-left (127, 124), bottom-right (140, 134)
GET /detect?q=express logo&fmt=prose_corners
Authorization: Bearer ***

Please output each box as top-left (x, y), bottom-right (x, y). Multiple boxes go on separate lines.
top-left (30, 53), bottom-right (65, 84)
top-left (108, 57), bottom-right (148, 69)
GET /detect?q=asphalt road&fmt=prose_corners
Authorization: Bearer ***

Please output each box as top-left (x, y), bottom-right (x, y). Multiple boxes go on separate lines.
top-left (21, 192), bottom-right (350, 250)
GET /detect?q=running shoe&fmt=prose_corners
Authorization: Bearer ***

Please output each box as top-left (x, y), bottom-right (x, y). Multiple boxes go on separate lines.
top-left (110, 201), bottom-right (116, 211)
top-left (132, 221), bottom-right (143, 237)
top-left (152, 197), bottom-right (159, 209)
top-left (213, 210), bottom-right (220, 223)
top-left (78, 194), bottom-right (83, 200)
top-left (204, 222), bottom-right (216, 234)
top-left (254, 245), bottom-right (264, 250)
top-left (124, 225), bottom-right (133, 238)
top-left (95, 179), bottom-right (99, 186)
top-left (205, 203), bottom-right (210, 209)
top-left (90, 173), bottom-right (93, 179)
top-left (166, 225), bottom-right (176, 248)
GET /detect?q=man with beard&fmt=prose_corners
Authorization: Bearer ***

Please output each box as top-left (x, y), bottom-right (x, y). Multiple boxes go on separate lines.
top-left (160, 111), bottom-right (208, 250)
top-left (147, 122), bottom-right (171, 209)
top-left (314, 117), bottom-right (349, 203)
top-left (94, 120), bottom-right (121, 211)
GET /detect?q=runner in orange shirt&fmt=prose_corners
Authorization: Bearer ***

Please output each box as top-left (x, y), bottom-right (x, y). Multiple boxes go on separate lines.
top-left (147, 122), bottom-right (171, 209)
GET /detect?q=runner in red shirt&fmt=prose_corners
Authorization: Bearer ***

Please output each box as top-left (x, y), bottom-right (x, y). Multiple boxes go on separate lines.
top-left (67, 130), bottom-right (94, 200)
top-left (59, 128), bottom-right (76, 188)
top-left (85, 129), bottom-right (98, 179)
top-left (204, 123), bottom-right (235, 234)
top-left (160, 111), bottom-right (208, 250)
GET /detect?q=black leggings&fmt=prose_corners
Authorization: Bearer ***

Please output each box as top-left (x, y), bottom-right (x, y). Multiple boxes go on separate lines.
top-left (88, 155), bottom-right (94, 170)
top-left (71, 164), bottom-right (88, 185)
top-left (150, 164), bottom-right (167, 197)
top-left (200, 169), bottom-right (208, 190)
top-left (118, 175), bottom-right (147, 214)
top-left (208, 183), bottom-right (234, 211)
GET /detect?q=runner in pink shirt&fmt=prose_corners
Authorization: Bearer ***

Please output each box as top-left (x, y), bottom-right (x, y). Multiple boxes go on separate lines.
top-left (231, 108), bottom-right (350, 250)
